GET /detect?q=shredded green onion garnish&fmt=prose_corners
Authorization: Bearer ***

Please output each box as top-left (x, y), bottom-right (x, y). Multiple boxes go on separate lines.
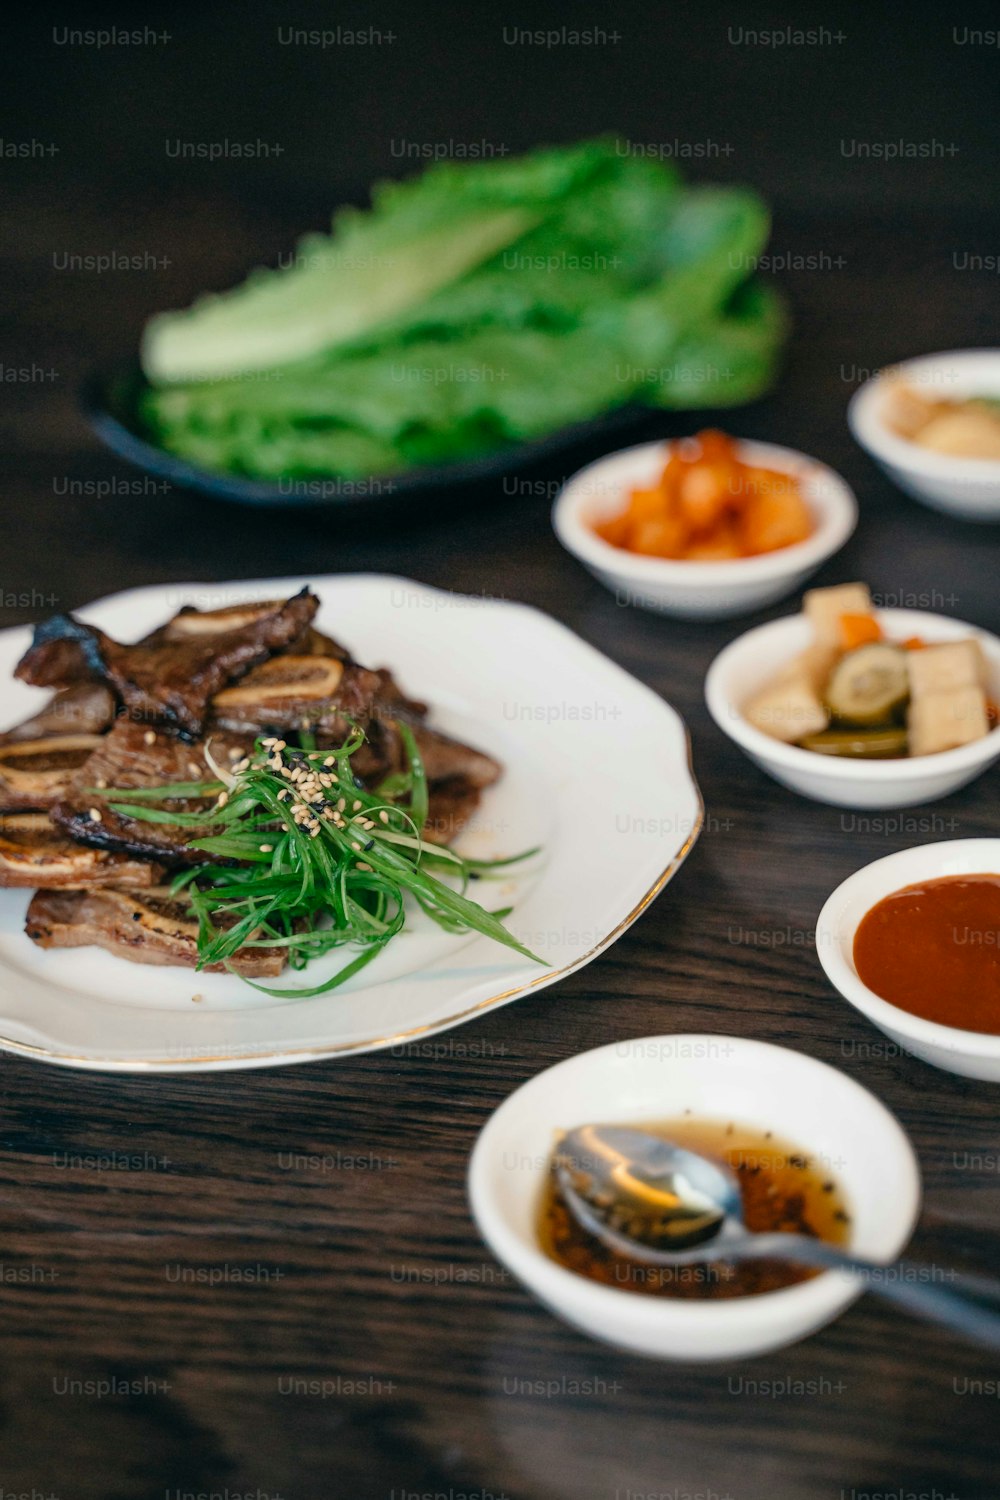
top-left (95, 724), bottom-right (542, 997)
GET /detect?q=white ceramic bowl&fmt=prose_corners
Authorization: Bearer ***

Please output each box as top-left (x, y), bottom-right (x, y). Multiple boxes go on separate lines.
top-left (848, 349), bottom-right (1000, 521)
top-left (817, 839), bottom-right (1000, 1081)
top-left (468, 1034), bottom-right (920, 1362)
top-left (705, 607), bottom-right (1000, 809)
top-left (551, 439), bottom-right (857, 619)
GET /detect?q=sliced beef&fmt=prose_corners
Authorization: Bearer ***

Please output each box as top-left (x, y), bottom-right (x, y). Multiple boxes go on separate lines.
top-left (0, 813), bottom-right (163, 889)
top-left (50, 719), bottom-right (255, 865)
top-left (26, 887), bottom-right (287, 977)
top-left (422, 782), bottom-right (489, 845)
top-left (211, 653), bottom-right (385, 739)
top-left (0, 733), bottom-right (107, 812)
top-left (150, 598), bottom-right (306, 643)
top-left (408, 723), bottom-right (501, 792)
top-left (16, 588), bottom-right (319, 738)
top-left (12, 614), bottom-right (100, 688)
top-left (210, 644), bottom-right (500, 842)
top-left (0, 682), bottom-right (116, 745)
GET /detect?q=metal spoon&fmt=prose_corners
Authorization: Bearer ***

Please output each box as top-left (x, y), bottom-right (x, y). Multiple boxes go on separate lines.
top-left (555, 1125), bottom-right (1000, 1349)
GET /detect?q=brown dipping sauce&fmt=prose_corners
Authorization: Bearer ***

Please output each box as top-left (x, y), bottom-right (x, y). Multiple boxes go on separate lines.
top-left (538, 1117), bottom-right (851, 1300)
top-left (854, 872), bottom-right (1000, 1035)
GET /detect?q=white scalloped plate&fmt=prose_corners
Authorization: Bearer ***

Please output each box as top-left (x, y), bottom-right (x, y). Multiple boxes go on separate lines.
top-left (0, 575), bottom-right (702, 1071)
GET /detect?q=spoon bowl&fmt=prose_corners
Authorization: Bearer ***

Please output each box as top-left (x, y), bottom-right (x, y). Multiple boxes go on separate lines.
top-left (555, 1124), bottom-right (738, 1250)
top-left (555, 1123), bottom-right (1000, 1350)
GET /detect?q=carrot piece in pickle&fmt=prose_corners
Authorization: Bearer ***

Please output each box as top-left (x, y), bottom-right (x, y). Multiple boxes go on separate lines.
top-left (838, 613), bottom-right (883, 650)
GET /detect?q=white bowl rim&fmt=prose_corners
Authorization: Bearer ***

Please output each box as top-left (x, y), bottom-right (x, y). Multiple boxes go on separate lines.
top-left (468, 1032), bottom-right (921, 1330)
top-left (816, 838), bottom-right (1000, 1058)
top-left (705, 607), bottom-right (1000, 780)
top-left (552, 437), bottom-right (858, 583)
top-left (848, 348), bottom-right (1000, 479)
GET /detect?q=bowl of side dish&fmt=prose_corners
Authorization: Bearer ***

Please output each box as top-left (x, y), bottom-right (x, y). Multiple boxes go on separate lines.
top-left (848, 349), bottom-right (1000, 521)
top-left (468, 1034), bottom-right (920, 1361)
top-left (705, 582), bottom-right (1000, 808)
top-left (552, 432), bottom-right (857, 619)
top-left (816, 840), bottom-right (1000, 1080)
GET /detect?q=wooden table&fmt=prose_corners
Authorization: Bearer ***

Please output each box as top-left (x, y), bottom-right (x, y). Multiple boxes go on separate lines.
top-left (3, 17), bottom-right (1000, 1494)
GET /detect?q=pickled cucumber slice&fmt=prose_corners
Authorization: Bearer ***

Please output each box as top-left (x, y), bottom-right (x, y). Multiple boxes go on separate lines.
top-left (799, 726), bottom-right (908, 759)
top-left (824, 644), bottom-right (909, 727)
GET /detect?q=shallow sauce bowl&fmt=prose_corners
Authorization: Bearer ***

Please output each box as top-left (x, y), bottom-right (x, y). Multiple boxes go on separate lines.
top-left (551, 438), bottom-right (857, 620)
top-left (705, 607), bottom-right (1000, 809)
top-left (468, 1034), bottom-right (920, 1362)
top-left (816, 839), bottom-right (1000, 1081)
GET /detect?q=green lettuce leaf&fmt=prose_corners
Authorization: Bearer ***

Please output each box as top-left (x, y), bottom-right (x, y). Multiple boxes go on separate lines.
top-left (139, 139), bottom-right (788, 479)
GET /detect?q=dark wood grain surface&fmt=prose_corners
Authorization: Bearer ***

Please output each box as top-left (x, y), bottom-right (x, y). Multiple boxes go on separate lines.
top-left (2, 6), bottom-right (1000, 1497)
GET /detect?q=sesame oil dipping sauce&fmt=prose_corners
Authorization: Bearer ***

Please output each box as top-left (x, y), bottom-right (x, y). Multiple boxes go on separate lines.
top-left (854, 872), bottom-right (1000, 1035)
top-left (538, 1117), bottom-right (851, 1300)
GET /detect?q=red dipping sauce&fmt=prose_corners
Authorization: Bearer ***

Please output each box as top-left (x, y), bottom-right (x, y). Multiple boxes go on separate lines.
top-left (853, 873), bottom-right (1000, 1035)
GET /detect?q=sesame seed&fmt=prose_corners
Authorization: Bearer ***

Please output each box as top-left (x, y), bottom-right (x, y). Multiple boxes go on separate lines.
top-left (323, 756), bottom-right (335, 767)
top-left (94, 777), bottom-right (107, 789)
top-left (88, 807), bottom-right (102, 822)
top-left (143, 730), bottom-right (156, 745)
top-left (259, 843), bottom-right (273, 853)
top-left (357, 862), bottom-right (372, 873)
top-left (261, 737), bottom-right (277, 749)
top-left (351, 841), bottom-right (362, 852)
top-left (277, 788), bottom-right (289, 802)
top-left (379, 811), bottom-right (390, 824)
top-left (352, 800), bottom-right (362, 812)
top-left (336, 798), bottom-right (346, 812)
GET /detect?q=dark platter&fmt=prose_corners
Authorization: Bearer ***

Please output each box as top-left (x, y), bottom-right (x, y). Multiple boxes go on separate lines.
top-left (81, 360), bottom-right (654, 513)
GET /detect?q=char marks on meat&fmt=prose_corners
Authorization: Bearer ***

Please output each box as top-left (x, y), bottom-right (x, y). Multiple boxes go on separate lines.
top-left (12, 614), bottom-right (102, 688)
top-left (26, 887), bottom-right (287, 976)
top-left (17, 589), bottom-right (319, 738)
top-left (0, 814), bottom-right (164, 889)
top-left (50, 719), bottom-right (255, 865)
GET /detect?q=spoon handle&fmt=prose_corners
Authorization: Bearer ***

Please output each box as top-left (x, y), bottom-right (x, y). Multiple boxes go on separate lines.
top-left (741, 1232), bottom-right (1000, 1350)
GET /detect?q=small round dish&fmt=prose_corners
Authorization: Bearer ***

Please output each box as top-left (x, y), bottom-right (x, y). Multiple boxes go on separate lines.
top-left (848, 349), bottom-right (1000, 522)
top-left (468, 1034), bottom-right (920, 1362)
top-left (551, 438), bottom-right (857, 619)
top-left (816, 839), bottom-right (1000, 1081)
top-left (705, 607), bottom-right (1000, 809)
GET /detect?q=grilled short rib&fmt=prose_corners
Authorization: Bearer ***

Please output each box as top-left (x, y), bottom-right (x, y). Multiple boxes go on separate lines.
top-left (0, 682), bottom-right (116, 745)
top-left (16, 589), bottom-right (318, 738)
top-left (50, 719), bottom-right (255, 865)
top-left (26, 888), bottom-right (288, 976)
top-left (0, 733), bottom-right (107, 812)
top-left (209, 642), bottom-right (501, 842)
top-left (0, 814), bottom-right (164, 889)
